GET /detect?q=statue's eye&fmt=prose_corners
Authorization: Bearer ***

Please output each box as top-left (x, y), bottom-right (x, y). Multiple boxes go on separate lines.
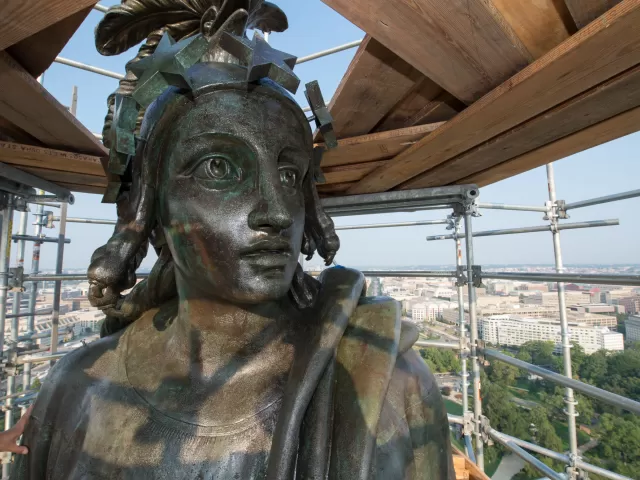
top-left (279, 167), bottom-right (299, 190)
top-left (190, 155), bottom-right (242, 187)
top-left (207, 158), bottom-right (231, 179)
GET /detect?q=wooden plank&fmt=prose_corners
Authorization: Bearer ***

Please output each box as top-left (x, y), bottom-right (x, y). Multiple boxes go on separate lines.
top-left (0, 142), bottom-right (105, 176)
top-left (491, 0), bottom-right (574, 59)
top-left (565, 0), bottom-right (623, 28)
top-left (373, 77), bottom-right (446, 132)
top-left (401, 63), bottom-right (640, 189)
top-left (459, 105), bottom-right (640, 186)
top-left (0, 0), bottom-right (99, 51)
top-left (323, 160), bottom-right (388, 184)
top-left (318, 123), bottom-right (443, 168)
top-left (57, 182), bottom-right (106, 195)
top-left (321, 0), bottom-right (532, 104)
top-left (322, 36), bottom-right (424, 140)
top-left (452, 446), bottom-right (491, 480)
top-left (19, 166), bottom-right (106, 188)
top-left (347, 1), bottom-right (640, 195)
top-left (316, 182), bottom-right (355, 196)
top-left (0, 118), bottom-right (42, 146)
top-left (0, 52), bottom-right (107, 157)
top-left (7, 6), bottom-right (92, 77)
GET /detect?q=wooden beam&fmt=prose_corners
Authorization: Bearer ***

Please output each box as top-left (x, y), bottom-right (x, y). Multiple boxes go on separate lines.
top-left (322, 0), bottom-right (532, 104)
top-left (316, 182), bottom-right (355, 196)
top-left (57, 182), bottom-right (106, 195)
top-left (19, 166), bottom-right (106, 188)
top-left (460, 105), bottom-right (640, 186)
top-left (7, 6), bottom-right (93, 77)
top-left (401, 63), bottom-right (640, 189)
top-left (565, 0), bottom-right (623, 28)
top-left (0, 0), bottom-right (99, 51)
top-left (318, 123), bottom-right (443, 168)
top-left (373, 77), bottom-right (444, 132)
top-left (347, 1), bottom-right (640, 195)
top-left (323, 160), bottom-right (389, 184)
top-left (0, 52), bottom-right (107, 157)
top-left (322, 37), bottom-right (424, 140)
top-left (0, 142), bottom-right (105, 177)
top-left (491, 0), bottom-right (575, 58)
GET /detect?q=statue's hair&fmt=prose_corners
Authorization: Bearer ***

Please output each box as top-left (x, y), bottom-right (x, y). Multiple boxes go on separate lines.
top-left (88, 78), bottom-right (340, 337)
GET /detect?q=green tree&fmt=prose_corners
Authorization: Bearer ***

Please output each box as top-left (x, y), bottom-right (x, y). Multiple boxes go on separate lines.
top-left (519, 341), bottom-right (557, 369)
top-left (487, 354), bottom-right (519, 386)
top-left (31, 378), bottom-right (42, 391)
top-left (591, 414), bottom-right (640, 478)
top-left (570, 343), bottom-right (587, 375)
top-left (579, 351), bottom-right (608, 385)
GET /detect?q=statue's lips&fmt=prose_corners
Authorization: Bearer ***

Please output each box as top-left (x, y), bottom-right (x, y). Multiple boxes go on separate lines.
top-left (240, 238), bottom-right (292, 267)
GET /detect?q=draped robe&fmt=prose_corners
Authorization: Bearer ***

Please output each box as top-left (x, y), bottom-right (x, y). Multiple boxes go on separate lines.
top-left (15, 268), bottom-right (454, 479)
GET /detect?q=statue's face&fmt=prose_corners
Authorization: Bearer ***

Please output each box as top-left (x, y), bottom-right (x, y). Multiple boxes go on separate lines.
top-left (157, 90), bottom-right (311, 303)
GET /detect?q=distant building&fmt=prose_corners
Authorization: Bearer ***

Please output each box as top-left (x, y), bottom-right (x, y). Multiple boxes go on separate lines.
top-left (615, 296), bottom-right (640, 315)
top-left (412, 304), bottom-right (427, 322)
top-left (526, 291), bottom-right (591, 306)
top-left (569, 303), bottom-right (625, 315)
top-left (626, 315), bottom-right (640, 342)
top-left (481, 315), bottom-right (624, 354)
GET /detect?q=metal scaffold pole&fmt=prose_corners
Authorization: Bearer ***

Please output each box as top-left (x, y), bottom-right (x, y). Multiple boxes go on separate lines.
top-left (454, 216), bottom-right (471, 453)
top-left (0, 197), bottom-right (12, 479)
top-left (464, 209), bottom-right (484, 470)
top-left (5, 210), bottom-right (28, 437)
top-left (0, 198), bottom-right (13, 358)
top-left (546, 163), bottom-right (579, 479)
top-left (23, 193), bottom-right (45, 391)
top-left (49, 202), bottom-right (68, 355)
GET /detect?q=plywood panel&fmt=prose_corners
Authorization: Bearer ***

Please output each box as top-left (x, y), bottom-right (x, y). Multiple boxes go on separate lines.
top-left (318, 123), bottom-right (443, 168)
top-left (0, 52), bottom-right (107, 157)
top-left (401, 63), bottom-right (640, 189)
top-left (491, 0), bottom-right (574, 59)
top-left (565, 0), bottom-right (623, 28)
top-left (347, 1), bottom-right (640, 195)
top-left (323, 37), bottom-right (424, 140)
top-left (322, 0), bottom-right (532, 104)
top-left (7, 6), bottom-right (93, 77)
top-left (0, 0), bottom-right (98, 51)
top-left (459, 105), bottom-right (640, 186)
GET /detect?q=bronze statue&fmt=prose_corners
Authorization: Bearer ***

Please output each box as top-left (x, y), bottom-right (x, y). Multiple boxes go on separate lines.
top-left (16, 1), bottom-right (454, 478)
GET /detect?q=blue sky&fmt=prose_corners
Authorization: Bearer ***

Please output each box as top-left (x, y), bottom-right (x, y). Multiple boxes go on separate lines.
top-left (24, 0), bottom-right (640, 270)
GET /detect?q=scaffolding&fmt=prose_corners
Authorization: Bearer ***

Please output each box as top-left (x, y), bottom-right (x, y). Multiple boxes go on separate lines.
top-left (0, 4), bottom-right (639, 480)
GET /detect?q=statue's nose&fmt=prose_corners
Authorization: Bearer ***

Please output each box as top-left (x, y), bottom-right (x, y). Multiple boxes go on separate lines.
top-left (248, 193), bottom-right (294, 232)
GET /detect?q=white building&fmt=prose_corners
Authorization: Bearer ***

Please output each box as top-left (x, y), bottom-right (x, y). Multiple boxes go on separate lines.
top-left (481, 315), bottom-right (624, 354)
top-left (626, 315), bottom-right (640, 342)
top-left (412, 304), bottom-right (427, 322)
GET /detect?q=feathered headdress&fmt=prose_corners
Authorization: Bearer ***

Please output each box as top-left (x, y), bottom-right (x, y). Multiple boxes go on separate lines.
top-left (96, 0), bottom-right (288, 148)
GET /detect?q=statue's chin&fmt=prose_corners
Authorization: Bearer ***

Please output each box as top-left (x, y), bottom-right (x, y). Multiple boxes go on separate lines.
top-left (218, 278), bottom-right (293, 305)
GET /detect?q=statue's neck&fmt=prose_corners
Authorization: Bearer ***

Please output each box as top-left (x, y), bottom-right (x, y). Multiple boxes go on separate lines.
top-left (126, 281), bottom-right (300, 427)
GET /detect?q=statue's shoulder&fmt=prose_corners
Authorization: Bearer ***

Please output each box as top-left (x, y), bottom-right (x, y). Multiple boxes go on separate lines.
top-left (42, 328), bottom-right (126, 394)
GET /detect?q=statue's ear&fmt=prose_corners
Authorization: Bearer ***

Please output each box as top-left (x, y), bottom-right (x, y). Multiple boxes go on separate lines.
top-left (247, 1), bottom-right (288, 33)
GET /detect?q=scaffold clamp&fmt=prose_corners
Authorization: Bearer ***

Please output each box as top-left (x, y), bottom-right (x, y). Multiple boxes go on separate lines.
top-left (8, 267), bottom-right (24, 292)
top-left (479, 415), bottom-right (493, 445)
top-left (455, 266), bottom-right (468, 287)
top-left (471, 265), bottom-right (484, 288)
